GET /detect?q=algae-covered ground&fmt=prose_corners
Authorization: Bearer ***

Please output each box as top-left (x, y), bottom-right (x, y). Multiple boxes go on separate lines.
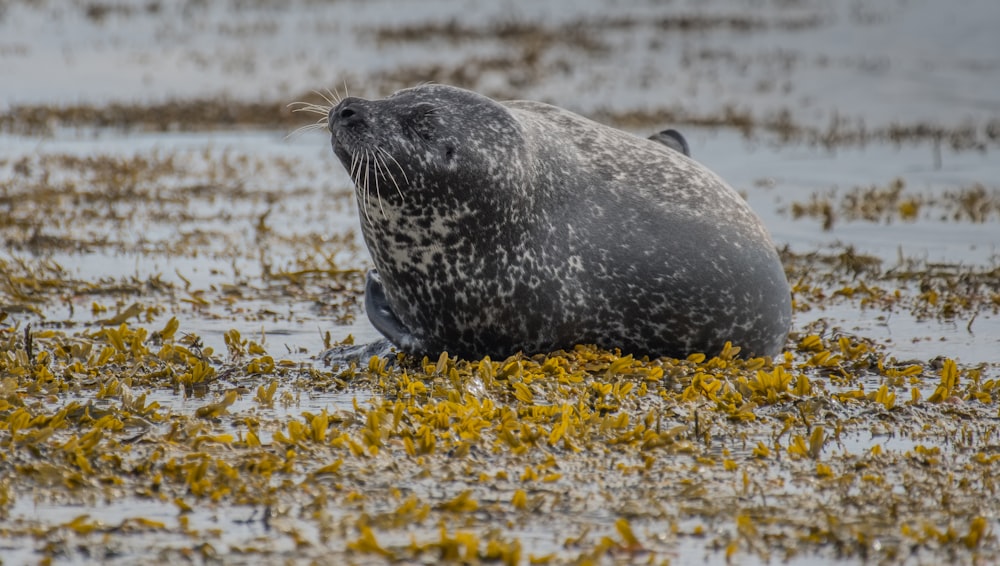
top-left (2, 1), bottom-right (1000, 565)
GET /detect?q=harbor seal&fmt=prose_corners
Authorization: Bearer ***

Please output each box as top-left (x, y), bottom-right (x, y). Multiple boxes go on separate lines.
top-left (326, 84), bottom-right (791, 359)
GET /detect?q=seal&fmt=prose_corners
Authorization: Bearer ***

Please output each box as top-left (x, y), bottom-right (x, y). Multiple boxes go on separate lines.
top-left (326, 84), bottom-right (791, 359)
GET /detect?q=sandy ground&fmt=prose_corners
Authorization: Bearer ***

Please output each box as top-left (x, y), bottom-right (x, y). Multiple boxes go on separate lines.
top-left (1, 1), bottom-right (1000, 564)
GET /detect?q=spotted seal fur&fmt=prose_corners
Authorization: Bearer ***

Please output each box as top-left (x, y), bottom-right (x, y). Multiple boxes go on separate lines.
top-left (325, 84), bottom-right (791, 359)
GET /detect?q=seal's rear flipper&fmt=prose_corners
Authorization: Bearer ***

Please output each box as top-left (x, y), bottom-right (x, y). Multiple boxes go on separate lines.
top-left (648, 129), bottom-right (691, 157)
top-left (365, 269), bottom-right (423, 354)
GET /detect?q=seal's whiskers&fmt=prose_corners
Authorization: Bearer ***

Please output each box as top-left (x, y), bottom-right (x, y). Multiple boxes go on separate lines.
top-left (361, 149), bottom-right (374, 224)
top-left (348, 149), bottom-right (370, 223)
top-left (315, 89), bottom-right (338, 109)
top-left (284, 119), bottom-right (328, 140)
top-left (287, 84), bottom-right (353, 139)
top-left (375, 146), bottom-right (407, 200)
top-left (372, 151), bottom-right (387, 217)
top-left (357, 150), bottom-right (368, 223)
top-left (285, 99), bottom-right (330, 139)
top-left (288, 102), bottom-right (331, 116)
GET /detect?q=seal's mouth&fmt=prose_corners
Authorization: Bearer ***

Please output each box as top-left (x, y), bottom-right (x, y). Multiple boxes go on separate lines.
top-left (329, 130), bottom-right (356, 166)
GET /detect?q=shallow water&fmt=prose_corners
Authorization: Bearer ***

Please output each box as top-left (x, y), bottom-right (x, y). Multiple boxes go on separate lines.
top-left (5, 126), bottom-right (997, 367)
top-left (2, 0), bottom-right (1000, 564)
top-left (3, 0), bottom-right (999, 132)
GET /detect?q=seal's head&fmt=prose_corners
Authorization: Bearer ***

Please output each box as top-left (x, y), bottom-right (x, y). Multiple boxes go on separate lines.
top-left (325, 85), bottom-right (541, 356)
top-left (328, 85), bottom-right (529, 216)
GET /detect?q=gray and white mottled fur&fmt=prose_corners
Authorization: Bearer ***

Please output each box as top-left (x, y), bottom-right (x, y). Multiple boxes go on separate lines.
top-left (328, 84), bottom-right (791, 359)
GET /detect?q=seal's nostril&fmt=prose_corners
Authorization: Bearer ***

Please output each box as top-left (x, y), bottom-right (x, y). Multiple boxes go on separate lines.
top-left (331, 98), bottom-right (365, 128)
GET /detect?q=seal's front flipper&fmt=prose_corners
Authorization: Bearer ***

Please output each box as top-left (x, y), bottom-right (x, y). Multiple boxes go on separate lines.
top-left (648, 129), bottom-right (691, 157)
top-left (319, 338), bottom-right (395, 369)
top-left (365, 269), bottom-right (423, 354)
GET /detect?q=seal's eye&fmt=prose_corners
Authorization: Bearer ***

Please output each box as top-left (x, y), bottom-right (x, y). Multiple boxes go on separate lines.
top-left (410, 104), bottom-right (440, 142)
top-left (414, 122), bottom-right (435, 142)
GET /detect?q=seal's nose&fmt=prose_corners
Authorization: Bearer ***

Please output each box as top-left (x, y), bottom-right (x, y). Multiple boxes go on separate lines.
top-left (329, 97), bottom-right (367, 131)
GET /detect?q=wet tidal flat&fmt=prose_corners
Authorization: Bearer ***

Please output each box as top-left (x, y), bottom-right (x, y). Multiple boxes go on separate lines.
top-left (2, 1), bottom-right (1000, 565)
